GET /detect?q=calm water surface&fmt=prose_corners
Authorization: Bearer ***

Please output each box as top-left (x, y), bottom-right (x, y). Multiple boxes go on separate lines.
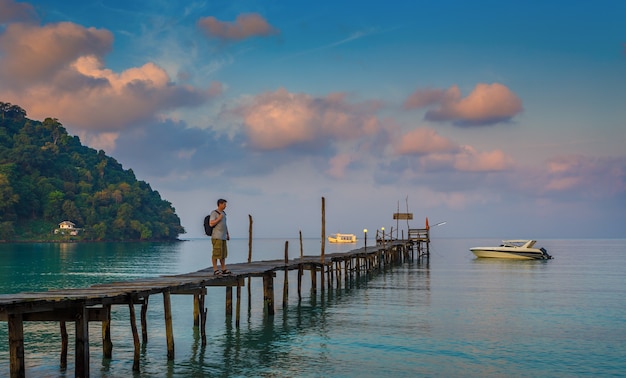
top-left (1, 238), bottom-right (625, 377)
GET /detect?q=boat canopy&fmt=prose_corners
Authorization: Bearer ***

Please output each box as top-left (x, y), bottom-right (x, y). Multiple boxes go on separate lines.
top-left (501, 240), bottom-right (536, 248)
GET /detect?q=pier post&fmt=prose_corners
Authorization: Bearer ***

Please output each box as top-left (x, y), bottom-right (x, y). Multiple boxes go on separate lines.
top-left (163, 291), bottom-right (175, 360)
top-left (193, 293), bottom-right (200, 327)
top-left (297, 264), bottom-right (303, 300)
top-left (236, 283), bottom-right (242, 328)
top-left (75, 305), bottom-right (90, 377)
top-left (102, 304), bottom-right (112, 358)
top-left (199, 292), bottom-right (207, 346)
top-left (128, 300), bottom-right (140, 372)
top-left (8, 313), bottom-right (25, 378)
top-left (321, 197), bottom-right (325, 263)
top-left (311, 266), bottom-right (317, 293)
top-left (226, 286), bottom-right (233, 317)
top-left (263, 272), bottom-right (275, 316)
top-left (60, 321), bottom-right (68, 369)
top-left (320, 264), bottom-right (325, 293)
top-left (283, 241), bottom-right (289, 308)
top-left (141, 297), bottom-right (149, 344)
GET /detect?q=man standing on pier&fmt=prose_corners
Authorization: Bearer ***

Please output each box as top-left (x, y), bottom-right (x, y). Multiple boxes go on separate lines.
top-left (210, 198), bottom-right (230, 275)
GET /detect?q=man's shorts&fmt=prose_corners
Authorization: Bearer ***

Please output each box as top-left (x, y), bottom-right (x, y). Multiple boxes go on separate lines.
top-left (212, 239), bottom-right (228, 259)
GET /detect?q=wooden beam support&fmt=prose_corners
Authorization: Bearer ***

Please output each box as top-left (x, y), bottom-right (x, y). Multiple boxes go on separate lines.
top-left (128, 300), bottom-right (140, 372)
top-left (8, 313), bottom-right (24, 378)
top-left (20, 307), bottom-right (108, 322)
top-left (236, 283), bottom-right (241, 328)
top-left (226, 286), bottom-right (233, 317)
top-left (283, 241), bottom-right (289, 309)
top-left (60, 321), bottom-right (68, 369)
top-left (193, 293), bottom-right (200, 327)
top-left (199, 292), bottom-right (207, 346)
top-left (141, 297), bottom-right (149, 344)
top-left (262, 272), bottom-right (274, 316)
top-left (102, 304), bottom-right (112, 359)
top-left (311, 266), bottom-right (317, 293)
top-left (75, 305), bottom-right (90, 378)
top-left (297, 265), bottom-right (303, 300)
top-left (163, 291), bottom-right (175, 360)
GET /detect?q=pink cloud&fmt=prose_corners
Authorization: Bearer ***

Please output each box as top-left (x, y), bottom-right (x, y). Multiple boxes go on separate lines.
top-left (0, 0), bottom-right (37, 23)
top-left (543, 155), bottom-right (626, 197)
top-left (404, 83), bottom-right (523, 126)
top-left (197, 13), bottom-right (279, 41)
top-left (233, 88), bottom-right (381, 150)
top-left (0, 21), bottom-right (220, 138)
top-left (326, 153), bottom-right (354, 179)
top-left (394, 127), bottom-right (512, 172)
top-left (453, 146), bottom-right (514, 171)
top-left (402, 88), bottom-right (447, 109)
top-left (395, 127), bottom-right (457, 155)
top-left (0, 22), bottom-right (112, 86)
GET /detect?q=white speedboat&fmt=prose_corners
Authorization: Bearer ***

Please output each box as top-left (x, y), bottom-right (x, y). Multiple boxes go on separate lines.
top-left (328, 233), bottom-right (357, 243)
top-left (470, 240), bottom-right (552, 260)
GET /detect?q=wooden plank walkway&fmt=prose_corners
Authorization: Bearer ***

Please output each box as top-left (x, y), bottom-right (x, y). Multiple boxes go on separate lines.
top-left (1, 235), bottom-right (430, 378)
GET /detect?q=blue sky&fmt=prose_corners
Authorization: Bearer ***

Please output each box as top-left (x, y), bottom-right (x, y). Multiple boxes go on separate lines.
top-left (1, 0), bottom-right (625, 239)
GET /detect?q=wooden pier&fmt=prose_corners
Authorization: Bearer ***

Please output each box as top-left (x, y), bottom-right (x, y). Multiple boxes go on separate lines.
top-left (0, 232), bottom-right (430, 378)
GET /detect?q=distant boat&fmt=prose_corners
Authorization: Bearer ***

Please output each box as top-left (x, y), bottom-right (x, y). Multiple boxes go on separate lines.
top-left (328, 233), bottom-right (357, 243)
top-left (470, 240), bottom-right (552, 260)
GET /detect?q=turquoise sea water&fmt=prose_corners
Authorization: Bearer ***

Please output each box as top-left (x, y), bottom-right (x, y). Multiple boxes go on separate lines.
top-left (1, 238), bottom-right (625, 377)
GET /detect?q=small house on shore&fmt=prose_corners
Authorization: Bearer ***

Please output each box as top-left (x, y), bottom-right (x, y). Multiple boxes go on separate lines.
top-left (55, 221), bottom-right (81, 236)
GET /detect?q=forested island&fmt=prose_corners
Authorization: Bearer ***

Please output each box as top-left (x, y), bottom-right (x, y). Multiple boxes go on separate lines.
top-left (0, 102), bottom-right (185, 242)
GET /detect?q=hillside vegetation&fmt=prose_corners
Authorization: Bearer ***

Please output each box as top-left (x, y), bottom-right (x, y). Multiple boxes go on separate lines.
top-left (0, 102), bottom-right (185, 241)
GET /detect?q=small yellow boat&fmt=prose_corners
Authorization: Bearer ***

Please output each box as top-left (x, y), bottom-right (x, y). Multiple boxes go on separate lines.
top-left (328, 233), bottom-right (357, 243)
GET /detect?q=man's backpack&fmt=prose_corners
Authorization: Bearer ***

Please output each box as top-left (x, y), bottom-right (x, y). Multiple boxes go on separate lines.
top-left (204, 213), bottom-right (214, 236)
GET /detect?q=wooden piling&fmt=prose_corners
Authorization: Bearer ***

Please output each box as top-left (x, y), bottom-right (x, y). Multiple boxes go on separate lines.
top-left (226, 287), bottom-right (233, 317)
top-left (75, 305), bottom-right (90, 377)
top-left (8, 313), bottom-right (24, 378)
top-left (236, 283), bottom-right (242, 328)
top-left (102, 304), bottom-right (112, 358)
top-left (199, 292), bottom-right (207, 346)
top-left (321, 197), bottom-right (325, 262)
top-left (141, 297), bottom-right (149, 344)
top-left (283, 241), bottom-right (289, 308)
top-left (193, 293), bottom-right (200, 327)
top-left (311, 267), bottom-right (317, 293)
top-left (299, 230), bottom-right (303, 258)
top-left (297, 265), bottom-right (303, 300)
top-left (163, 291), bottom-right (175, 360)
top-left (248, 214), bottom-right (253, 312)
top-left (128, 300), bottom-right (140, 372)
top-left (263, 272), bottom-right (275, 316)
top-left (248, 214), bottom-right (253, 264)
top-left (60, 321), bottom-right (68, 369)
